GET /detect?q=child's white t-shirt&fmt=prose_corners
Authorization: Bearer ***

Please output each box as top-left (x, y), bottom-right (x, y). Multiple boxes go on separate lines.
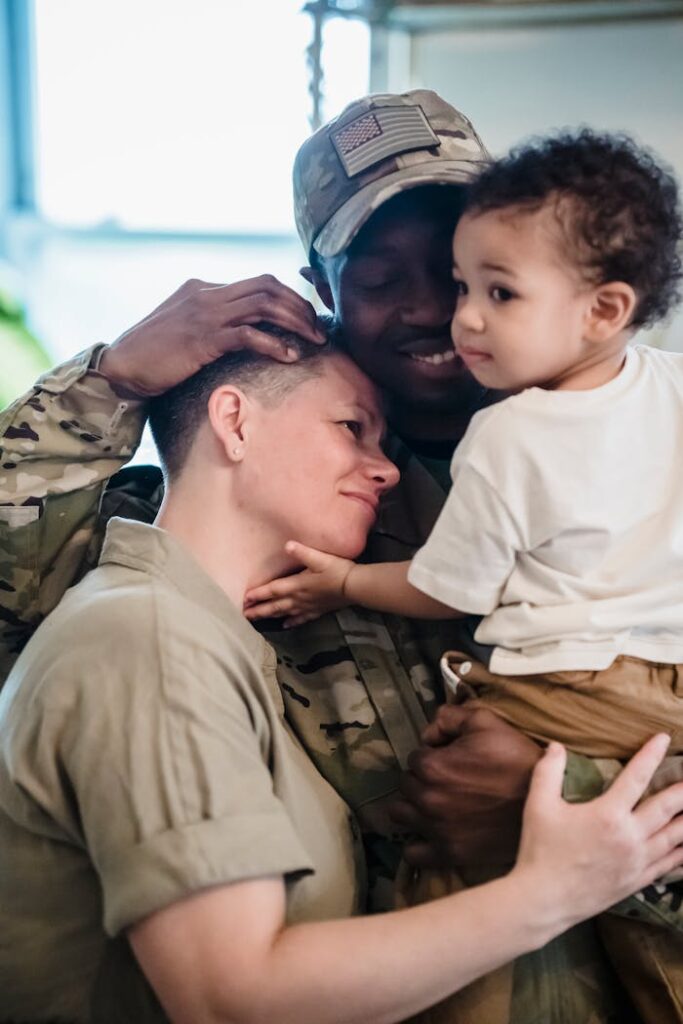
top-left (408, 345), bottom-right (683, 675)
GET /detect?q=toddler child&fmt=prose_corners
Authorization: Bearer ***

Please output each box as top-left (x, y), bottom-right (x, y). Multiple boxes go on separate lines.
top-left (246, 130), bottom-right (683, 1021)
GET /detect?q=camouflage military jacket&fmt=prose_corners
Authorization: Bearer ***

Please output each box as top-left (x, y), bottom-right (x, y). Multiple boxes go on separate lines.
top-left (1, 345), bottom-right (680, 902)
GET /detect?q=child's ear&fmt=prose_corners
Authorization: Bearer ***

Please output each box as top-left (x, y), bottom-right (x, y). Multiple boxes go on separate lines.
top-left (585, 282), bottom-right (637, 342)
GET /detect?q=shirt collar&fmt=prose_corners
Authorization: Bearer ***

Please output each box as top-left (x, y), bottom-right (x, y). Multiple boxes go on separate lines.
top-left (99, 517), bottom-right (266, 663)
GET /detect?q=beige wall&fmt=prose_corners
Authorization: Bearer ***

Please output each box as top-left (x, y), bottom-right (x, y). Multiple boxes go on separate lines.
top-left (374, 10), bottom-right (683, 349)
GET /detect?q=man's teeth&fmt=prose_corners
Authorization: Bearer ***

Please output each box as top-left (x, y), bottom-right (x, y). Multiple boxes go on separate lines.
top-left (409, 349), bottom-right (456, 366)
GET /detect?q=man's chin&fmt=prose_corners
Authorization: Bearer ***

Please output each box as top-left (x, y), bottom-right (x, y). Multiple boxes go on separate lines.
top-left (391, 373), bottom-right (489, 417)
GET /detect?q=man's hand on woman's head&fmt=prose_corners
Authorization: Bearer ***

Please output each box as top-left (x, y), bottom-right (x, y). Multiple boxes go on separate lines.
top-left (390, 705), bottom-right (543, 868)
top-left (99, 276), bottom-right (326, 397)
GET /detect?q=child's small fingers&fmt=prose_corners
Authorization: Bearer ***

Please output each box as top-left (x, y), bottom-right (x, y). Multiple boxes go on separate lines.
top-left (285, 540), bottom-right (335, 572)
top-left (244, 605), bottom-right (270, 620)
top-left (284, 612), bottom-right (319, 628)
top-left (245, 577), bottom-right (302, 607)
top-left (245, 596), bottom-right (294, 620)
top-left (244, 583), bottom-right (278, 605)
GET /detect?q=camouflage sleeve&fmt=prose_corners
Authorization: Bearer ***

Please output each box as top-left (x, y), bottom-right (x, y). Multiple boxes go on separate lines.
top-left (0, 344), bottom-right (147, 682)
top-left (563, 750), bottom-right (683, 801)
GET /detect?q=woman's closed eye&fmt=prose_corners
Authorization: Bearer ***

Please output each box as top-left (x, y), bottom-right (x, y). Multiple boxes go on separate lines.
top-left (339, 420), bottom-right (363, 438)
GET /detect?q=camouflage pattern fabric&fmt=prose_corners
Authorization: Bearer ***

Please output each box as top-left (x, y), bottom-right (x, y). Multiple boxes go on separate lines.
top-left (404, 743), bottom-right (683, 1024)
top-left (396, 852), bottom-right (683, 1024)
top-left (2, 348), bottom-right (683, 1022)
top-left (293, 89), bottom-right (490, 259)
top-left (0, 345), bottom-right (147, 677)
top-left (398, 864), bottom-right (645, 1024)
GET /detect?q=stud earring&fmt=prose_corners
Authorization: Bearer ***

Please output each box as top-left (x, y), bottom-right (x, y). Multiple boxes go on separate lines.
top-left (232, 447), bottom-right (242, 457)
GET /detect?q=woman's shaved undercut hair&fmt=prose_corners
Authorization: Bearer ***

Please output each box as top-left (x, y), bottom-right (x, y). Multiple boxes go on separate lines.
top-left (149, 320), bottom-right (337, 479)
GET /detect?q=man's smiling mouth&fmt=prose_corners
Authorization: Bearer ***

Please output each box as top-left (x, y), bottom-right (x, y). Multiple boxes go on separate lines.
top-left (408, 349), bottom-right (456, 366)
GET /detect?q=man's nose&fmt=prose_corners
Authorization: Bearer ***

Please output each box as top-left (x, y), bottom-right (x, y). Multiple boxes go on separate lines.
top-left (400, 271), bottom-right (457, 328)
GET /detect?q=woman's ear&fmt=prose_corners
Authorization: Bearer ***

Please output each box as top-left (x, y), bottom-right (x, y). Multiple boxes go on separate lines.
top-left (584, 282), bottom-right (637, 343)
top-left (300, 265), bottom-right (335, 313)
top-left (207, 386), bottom-right (250, 462)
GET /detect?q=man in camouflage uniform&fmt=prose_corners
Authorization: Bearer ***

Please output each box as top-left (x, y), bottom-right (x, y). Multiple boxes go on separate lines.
top-left (1, 90), bottom-right (681, 1022)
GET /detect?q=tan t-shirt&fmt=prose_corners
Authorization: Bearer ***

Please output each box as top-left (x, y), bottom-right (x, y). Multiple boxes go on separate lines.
top-left (0, 518), bottom-right (364, 1023)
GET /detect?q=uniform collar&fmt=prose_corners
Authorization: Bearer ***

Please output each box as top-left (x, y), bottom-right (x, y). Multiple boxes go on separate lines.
top-left (99, 517), bottom-right (266, 664)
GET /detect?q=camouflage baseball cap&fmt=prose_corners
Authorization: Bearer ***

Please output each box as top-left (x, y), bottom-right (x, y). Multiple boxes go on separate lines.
top-left (293, 89), bottom-right (489, 260)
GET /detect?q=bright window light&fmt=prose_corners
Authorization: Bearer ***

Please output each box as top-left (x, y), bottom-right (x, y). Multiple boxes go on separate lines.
top-left (33, 1), bottom-right (370, 234)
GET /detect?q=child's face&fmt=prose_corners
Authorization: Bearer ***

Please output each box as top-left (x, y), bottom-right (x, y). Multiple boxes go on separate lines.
top-left (450, 204), bottom-right (595, 391)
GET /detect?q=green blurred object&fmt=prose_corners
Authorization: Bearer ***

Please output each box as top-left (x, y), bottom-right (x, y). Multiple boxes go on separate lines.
top-left (0, 288), bottom-right (51, 409)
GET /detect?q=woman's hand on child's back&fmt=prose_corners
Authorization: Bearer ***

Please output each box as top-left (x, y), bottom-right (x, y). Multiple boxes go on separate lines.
top-left (244, 542), bottom-right (355, 627)
top-left (513, 734), bottom-right (683, 932)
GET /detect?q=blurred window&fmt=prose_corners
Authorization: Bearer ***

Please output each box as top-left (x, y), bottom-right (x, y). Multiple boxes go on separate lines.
top-left (32, 0), bottom-right (370, 235)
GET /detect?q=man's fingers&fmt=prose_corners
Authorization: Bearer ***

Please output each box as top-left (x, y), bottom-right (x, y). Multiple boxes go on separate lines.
top-left (210, 325), bottom-right (302, 363)
top-left (388, 797), bottom-right (428, 831)
top-left (398, 769), bottom-right (426, 806)
top-left (203, 276), bottom-right (324, 343)
top-left (203, 273), bottom-right (313, 306)
top-left (397, 768), bottom-right (445, 819)
top-left (213, 293), bottom-right (322, 341)
top-left (604, 733), bottom-right (671, 811)
top-left (202, 273), bottom-right (312, 307)
top-left (402, 841), bottom-right (445, 869)
top-left (419, 704), bottom-right (475, 746)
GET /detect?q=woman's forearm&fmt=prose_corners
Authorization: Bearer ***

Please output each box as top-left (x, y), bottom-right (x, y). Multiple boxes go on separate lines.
top-left (248, 873), bottom-right (550, 1024)
top-left (132, 736), bottom-right (683, 1024)
top-left (133, 870), bottom-right (556, 1024)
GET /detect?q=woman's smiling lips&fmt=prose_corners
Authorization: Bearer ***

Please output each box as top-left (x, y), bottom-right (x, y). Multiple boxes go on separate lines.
top-left (342, 491), bottom-right (380, 520)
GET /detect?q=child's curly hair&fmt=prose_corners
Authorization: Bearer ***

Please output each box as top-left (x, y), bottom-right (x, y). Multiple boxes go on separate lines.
top-left (465, 129), bottom-right (683, 328)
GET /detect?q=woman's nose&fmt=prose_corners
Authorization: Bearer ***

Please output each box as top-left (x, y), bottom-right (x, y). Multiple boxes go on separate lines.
top-left (367, 453), bottom-right (400, 492)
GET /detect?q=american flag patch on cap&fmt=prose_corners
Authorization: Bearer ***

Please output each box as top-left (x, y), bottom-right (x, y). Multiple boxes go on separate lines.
top-left (332, 104), bottom-right (439, 178)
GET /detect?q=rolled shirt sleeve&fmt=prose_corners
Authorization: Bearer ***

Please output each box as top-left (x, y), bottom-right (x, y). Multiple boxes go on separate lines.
top-left (39, 582), bottom-right (314, 937)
